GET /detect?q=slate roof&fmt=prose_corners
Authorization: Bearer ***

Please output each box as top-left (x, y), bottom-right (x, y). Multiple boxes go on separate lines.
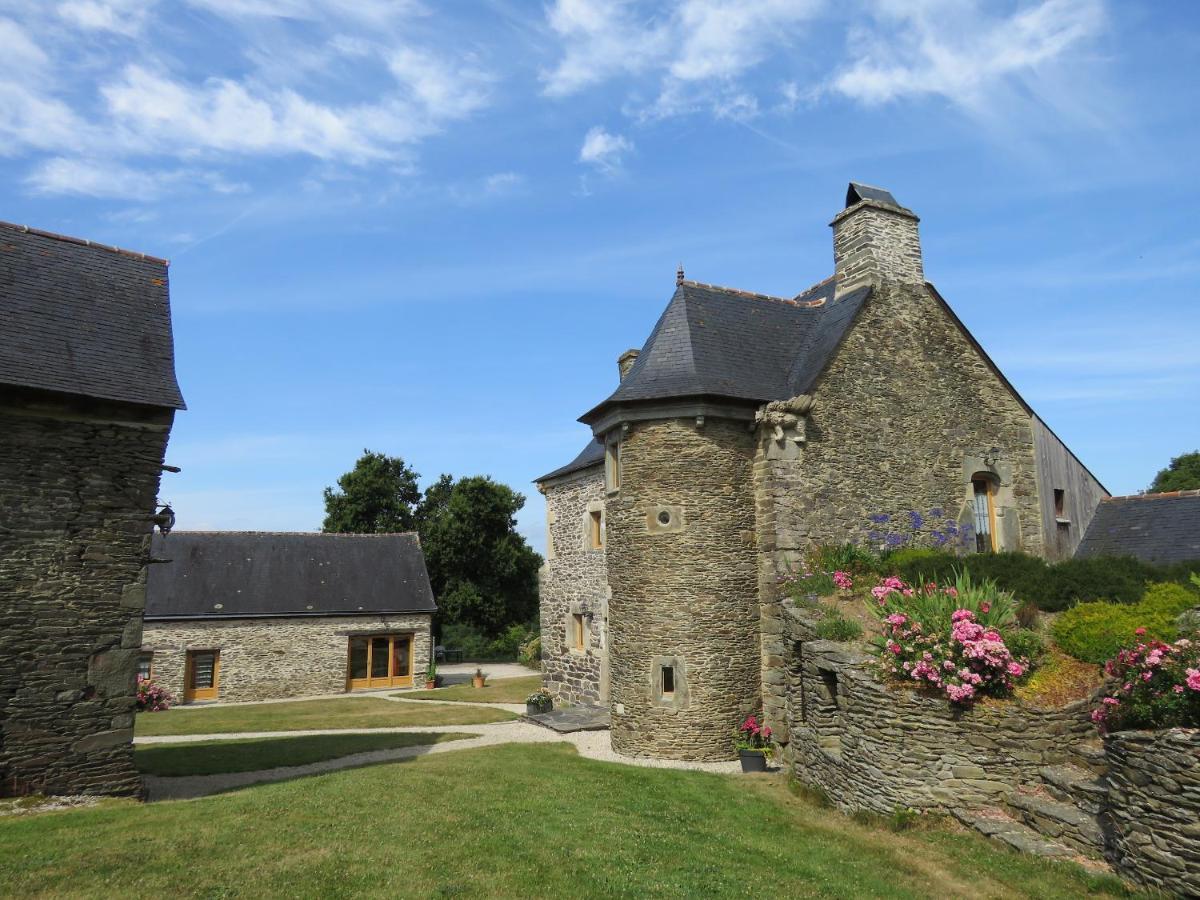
top-left (846, 182), bottom-right (901, 208)
top-left (145, 532), bottom-right (436, 619)
top-left (579, 279), bottom-right (870, 424)
top-left (537, 438), bottom-right (604, 483)
top-left (1075, 491), bottom-right (1200, 566)
top-left (0, 221), bottom-right (185, 409)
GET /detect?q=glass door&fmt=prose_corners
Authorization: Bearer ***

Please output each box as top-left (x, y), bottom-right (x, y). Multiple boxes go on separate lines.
top-left (347, 634), bottom-right (414, 690)
top-left (185, 649), bottom-right (220, 702)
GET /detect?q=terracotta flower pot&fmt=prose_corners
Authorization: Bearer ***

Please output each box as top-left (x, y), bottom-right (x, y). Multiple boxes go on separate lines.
top-left (472, 676), bottom-right (486, 688)
top-left (424, 679), bottom-right (437, 690)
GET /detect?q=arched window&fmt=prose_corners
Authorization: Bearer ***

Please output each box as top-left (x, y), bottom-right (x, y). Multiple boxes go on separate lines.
top-left (970, 474), bottom-right (998, 553)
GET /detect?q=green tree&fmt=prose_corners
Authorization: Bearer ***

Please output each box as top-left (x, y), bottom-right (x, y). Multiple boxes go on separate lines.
top-left (418, 475), bottom-right (541, 637)
top-left (1149, 451), bottom-right (1200, 493)
top-left (322, 450), bottom-right (422, 533)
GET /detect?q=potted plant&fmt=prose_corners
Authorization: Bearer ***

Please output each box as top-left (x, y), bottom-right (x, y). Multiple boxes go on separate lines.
top-left (472, 667), bottom-right (487, 689)
top-left (526, 688), bottom-right (553, 715)
top-left (423, 661), bottom-right (438, 690)
top-left (733, 714), bottom-right (773, 773)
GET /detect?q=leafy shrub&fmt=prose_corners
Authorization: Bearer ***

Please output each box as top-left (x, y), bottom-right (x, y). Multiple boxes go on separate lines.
top-left (885, 548), bottom-right (960, 585)
top-left (440, 621), bottom-right (538, 661)
top-left (1003, 628), bottom-right (1046, 672)
top-left (1053, 582), bottom-right (1199, 664)
top-left (136, 677), bottom-right (174, 712)
top-left (1091, 636), bottom-right (1200, 732)
top-left (807, 543), bottom-right (879, 576)
top-left (1038, 556), bottom-right (1160, 610)
top-left (869, 572), bottom-right (1016, 632)
top-left (815, 611), bottom-right (863, 642)
top-left (518, 634), bottom-right (541, 669)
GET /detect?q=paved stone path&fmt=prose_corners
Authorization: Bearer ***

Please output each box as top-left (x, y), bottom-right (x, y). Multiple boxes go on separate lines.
top-left (139, 718), bottom-right (745, 801)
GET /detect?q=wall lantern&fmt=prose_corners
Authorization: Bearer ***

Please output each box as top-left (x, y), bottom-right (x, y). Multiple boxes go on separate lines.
top-left (151, 504), bottom-right (176, 535)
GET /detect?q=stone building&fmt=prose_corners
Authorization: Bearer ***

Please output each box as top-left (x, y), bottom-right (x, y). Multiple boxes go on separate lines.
top-left (1076, 490), bottom-right (1200, 565)
top-left (142, 532), bottom-right (436, 703)
top-left (536, 184), bottom-right (1107, 761)
top-left (0, 221), bottom-right (184, 796)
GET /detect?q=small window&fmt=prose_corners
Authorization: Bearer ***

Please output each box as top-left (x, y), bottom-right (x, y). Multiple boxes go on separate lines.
top-left (588, 510), bottom-right (604, 550)
top-left (571, 614), bottom-right (585, 650)
top-left (971, 476), bottom-right (997, 552)
top-left (661, 665), bottom-right (675, 696)
top-left (605, 438), bottom-right (621, 493)
top-left (136, 652), bottom-right (153, 681)
top-left (1054, 488), bottom-right (1066, 518)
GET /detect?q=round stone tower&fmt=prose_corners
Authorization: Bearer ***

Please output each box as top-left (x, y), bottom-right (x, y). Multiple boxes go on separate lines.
top-left (604, 416), bottom-right (760, 760)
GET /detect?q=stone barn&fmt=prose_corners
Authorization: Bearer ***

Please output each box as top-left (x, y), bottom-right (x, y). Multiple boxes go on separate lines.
top-left (142, 532), bottom-right (436, 703)
top-left (536, 183), bottom-right (1108, 761)
top-left (0, 221), bottom-right (184, 796)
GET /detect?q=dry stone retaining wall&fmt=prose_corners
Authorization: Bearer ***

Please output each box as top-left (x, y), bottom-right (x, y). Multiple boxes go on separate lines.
top-left (1104, 729), bottom-right (1200, 895)
top-left (0, 395), bottom-right (172, 797)
top-left (538, 466), bottom-right (608, 705)
top-left (143, 614), bottom-right (432, 703)
top-left (783, 604), bottom-right (1093, 813)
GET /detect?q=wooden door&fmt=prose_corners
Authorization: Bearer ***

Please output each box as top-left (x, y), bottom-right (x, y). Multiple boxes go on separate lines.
top-left (185, 649), bottom-right (220, 702)
top-left (347, 634), bottom-right (413, 690)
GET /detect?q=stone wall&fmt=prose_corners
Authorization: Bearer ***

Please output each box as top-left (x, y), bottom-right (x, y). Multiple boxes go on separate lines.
top-left (142, 614), bottom-right (432, 703)
top-left (832, 200), bottom-right (924, 293)
top-left (761, 281), bottom-right (1044, 563)
top-left (538, 466), bottom-right (609, 706)
top-left (1104, 728), bottom-right (1200, 895)
top-left (783, 604), bottom-right (1093, 812)
top-left (607, 417), bottom-right (759, 760)
top-left (0, 391), bottom-right (173, 797)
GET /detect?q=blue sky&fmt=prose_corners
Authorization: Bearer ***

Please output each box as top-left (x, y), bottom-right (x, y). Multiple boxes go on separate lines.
top-left (2, 0), bottom-right (1198, 554)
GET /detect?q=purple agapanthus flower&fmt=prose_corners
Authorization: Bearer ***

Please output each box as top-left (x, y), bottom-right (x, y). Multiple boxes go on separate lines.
top-left (931, 530), bottom-right (947, 546)
top-left (867, 530), bottom-right (883, 543)
top-left (885, 533), bottom-right (907, 547)
top-left (943, 520), bottom-right (959, 535)
top-left (869, 513), bottom-right (891, 524)
top-left (929, 507), bottom-right (944, 519)
top-left (907, 510), bottom-right (924, 530)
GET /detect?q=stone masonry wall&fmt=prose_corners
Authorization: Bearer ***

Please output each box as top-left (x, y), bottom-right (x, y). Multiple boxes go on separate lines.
top-left (0, 395), bottom-right (172, 797)
top-left (782, 603), bottom-right (1093, 812)
top-left (607, 417), bottom-right (760, 760)
top-left (832, 201), bottom-right (924, 292)
top-left (142, 614), bottom-right (432, 703)
top-left (538, 466), bottom-right (608, 706)
top-left (1104, 729), bottom-right (1200, 895)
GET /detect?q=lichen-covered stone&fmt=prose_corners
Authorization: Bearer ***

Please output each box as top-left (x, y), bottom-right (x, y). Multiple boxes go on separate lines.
top-left (537, 467), bottom-right (608, 706)
top-left (0, 394), bottom-right (172, 797)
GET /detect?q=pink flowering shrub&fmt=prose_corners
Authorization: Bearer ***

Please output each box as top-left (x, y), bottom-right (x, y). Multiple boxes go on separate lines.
top-left (869, 574), bottom-right (1029, 707)
top-left (733, 714), bottom-right (774, 756)
top-left (1091, 635), bottom-right (1200, 733)
top-left (832, 570), bottom-right (854, 591)
top-left (136, 676), bottom-right (174, 712)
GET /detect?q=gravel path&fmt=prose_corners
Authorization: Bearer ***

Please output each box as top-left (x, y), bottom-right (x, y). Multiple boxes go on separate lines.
top-left (140, 720), bottom-right (744, 801)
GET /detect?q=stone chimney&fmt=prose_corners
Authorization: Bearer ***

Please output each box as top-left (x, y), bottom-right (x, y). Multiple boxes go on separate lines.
top-left (831, 183), bottom-right (923, 297)
top-left (618, 349), bottom-right (640, 381)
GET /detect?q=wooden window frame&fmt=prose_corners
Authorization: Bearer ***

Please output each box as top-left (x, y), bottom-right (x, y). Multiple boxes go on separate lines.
top-left (571, 614), bottom-right (586, 652)
top-left (184, 649), bottom-right (220, 703)
top-left (136, 651), bottom-right (154, 682)
top-left (347, 633), bottom-right (415, 691)
top-left (605, 437), bottom-right (621, 494)
top-left (588, 509), bottom-right (604, 550)
top-left (971, 476), bottom-right (998, 553)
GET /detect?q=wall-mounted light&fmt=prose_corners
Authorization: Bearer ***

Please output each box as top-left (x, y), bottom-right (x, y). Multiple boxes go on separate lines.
top-left (151, 503), bottom-right (175, 535)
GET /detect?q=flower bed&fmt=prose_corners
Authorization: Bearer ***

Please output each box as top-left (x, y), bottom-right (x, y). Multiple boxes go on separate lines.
top-left (136, 676), bottom-right (174, 712)
top-left (1091, 635), bottom-right (1200, 733)
top-left (869, 575), bottom-right (1029, 706)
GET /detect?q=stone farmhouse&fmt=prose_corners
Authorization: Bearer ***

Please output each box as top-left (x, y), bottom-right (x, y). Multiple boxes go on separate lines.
top-left (536, 183), bottom-right (1110, 761)
top-left (0, 221), bottom-right (183, 796)
top-left (1077, 490), bottom-right (1200, 565)
top-left (143, 532), bottom-right (435, 703)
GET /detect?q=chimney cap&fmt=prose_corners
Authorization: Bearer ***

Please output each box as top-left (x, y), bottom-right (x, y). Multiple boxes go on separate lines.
top-left (846, 182), bottom-right (901, 209)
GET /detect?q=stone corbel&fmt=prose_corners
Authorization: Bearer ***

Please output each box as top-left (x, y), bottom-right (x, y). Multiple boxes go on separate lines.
top-left (755, 394), bottom-right (813, 447)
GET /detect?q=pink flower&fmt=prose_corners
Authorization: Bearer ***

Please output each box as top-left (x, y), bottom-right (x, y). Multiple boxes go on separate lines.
top-left (1135, 627), bottom-right (1147, 636)
top-left (833, 571), bottom-right (854, 590)
top-left (944, 587), bottom-right (958, 598)
top-left (1007, 662), bottom-right (1024, 678)
top-left (1187, 668), bottom-right (1200, 692)
top-left (980, 602), bottom-right (991, 614)
top-left (1175, 685), bottom-right (1185, 694)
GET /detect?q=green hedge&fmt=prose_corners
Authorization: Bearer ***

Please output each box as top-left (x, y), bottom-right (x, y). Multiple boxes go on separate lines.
top-left (881, 550), bottom-right (1199, 612)
top-left (1052, 582), bottom-right (1200, 664)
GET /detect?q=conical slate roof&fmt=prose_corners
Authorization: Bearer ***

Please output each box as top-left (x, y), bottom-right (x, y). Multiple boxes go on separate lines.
top-left (579, 278), bottom-right (870, 424)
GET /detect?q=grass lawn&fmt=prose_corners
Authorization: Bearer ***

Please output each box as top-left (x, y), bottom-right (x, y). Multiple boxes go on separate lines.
top-left (134, 732), bottom-right (474, 777)
top-left (135, 696), bottom-right (515, 737)
top-left (401, 674), bottom-right (542, 704)
top-left (0, 743), bottom-right (1133, 899)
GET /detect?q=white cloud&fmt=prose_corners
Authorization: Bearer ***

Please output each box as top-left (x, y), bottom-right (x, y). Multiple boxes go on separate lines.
top-left (26, 156), bottom-right (249, 198)
top-left (542, 0), bottom-right (823, 118)
top-left (832, 0), bottom-right (1106, 111)
top-left (579, 125), bottom-right (632, 172)
top-left (57, 0), bottom-right (154, 35)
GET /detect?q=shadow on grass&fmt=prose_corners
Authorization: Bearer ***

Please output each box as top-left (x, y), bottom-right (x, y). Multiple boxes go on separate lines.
top-left (139, 732), bottom-right (477, 800)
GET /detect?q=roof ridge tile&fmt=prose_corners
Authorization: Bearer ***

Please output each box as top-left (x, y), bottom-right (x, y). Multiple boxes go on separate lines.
top-left (0, 219), bottom-right (168, 266)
